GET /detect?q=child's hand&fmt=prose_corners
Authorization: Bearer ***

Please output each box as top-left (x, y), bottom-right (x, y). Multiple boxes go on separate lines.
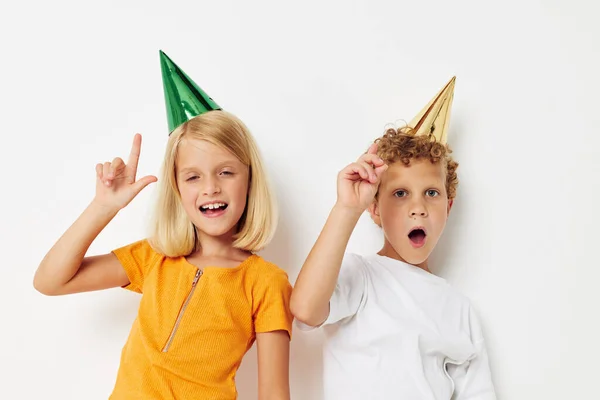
top-left (336, 143), bottom-right (388, 212)
top-left (92, 134), bottom-right (157, 212)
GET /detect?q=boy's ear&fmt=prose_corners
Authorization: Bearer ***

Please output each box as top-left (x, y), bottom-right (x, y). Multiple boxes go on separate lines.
top-left (368, 200), bottom-right (382, 227)
top-left (447, 199), bottom-right (454, 215)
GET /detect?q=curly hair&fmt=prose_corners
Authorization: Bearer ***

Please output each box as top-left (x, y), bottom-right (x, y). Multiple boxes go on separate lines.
top-left (374, 126), bottom-right (459, 199)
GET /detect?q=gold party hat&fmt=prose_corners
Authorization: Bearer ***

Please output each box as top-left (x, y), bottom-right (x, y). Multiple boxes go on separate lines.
top-left (408, 76), bottom-right (456, 144)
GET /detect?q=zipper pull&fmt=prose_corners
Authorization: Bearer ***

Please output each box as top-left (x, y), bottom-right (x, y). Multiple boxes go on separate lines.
top-left (192, 269), bottom-right (202, 286)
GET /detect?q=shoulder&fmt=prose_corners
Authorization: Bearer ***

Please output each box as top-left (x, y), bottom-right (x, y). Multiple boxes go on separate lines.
top-left (114, 238), bottom-right (150, 251)
top-left (247, 255), bottom-right (291, 285)
top-left (463, 298), bottom-right (487, 342)
top-left (443, 282), bottom-right (474, 307)
top-left (111, 239), bottom-right (165, 293)
top-left (252, 255), bottom-right (283, 270)
top-left (341, 252), bottom-right (369, 269)
top-left (340, 252), bottom-right (371, 275)
top-left (343, 252), bottom-right (367, 264)
top-left (432, 280), bottom-right (474, 318)
top-left (247, 256), bottom-right (293, 307)
top-left (442, 288), bottom-right (487, 341)
top-left (112, 238), bottom-right (164, 263)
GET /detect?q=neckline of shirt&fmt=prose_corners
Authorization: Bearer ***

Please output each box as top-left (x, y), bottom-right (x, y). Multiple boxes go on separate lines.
top-left (182, 253), bottom-right (259, 274)
top-left (367, 253), bottom-right (448, 285)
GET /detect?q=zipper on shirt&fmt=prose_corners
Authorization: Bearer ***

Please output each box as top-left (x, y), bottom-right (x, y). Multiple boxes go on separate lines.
top-left (162, 268), bottom-right (203, 352)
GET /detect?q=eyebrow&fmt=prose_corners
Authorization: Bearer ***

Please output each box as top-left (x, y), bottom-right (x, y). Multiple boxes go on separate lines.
top-left (178, 167), bottom-right (199, 174)
top-left (385, 181), bottom-right (444, 190)
top-left (178, 162), bottom-right (241, 174)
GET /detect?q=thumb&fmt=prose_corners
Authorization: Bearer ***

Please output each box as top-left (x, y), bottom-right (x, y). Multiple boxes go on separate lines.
top-left (131, 175), bottom-right (158, 196)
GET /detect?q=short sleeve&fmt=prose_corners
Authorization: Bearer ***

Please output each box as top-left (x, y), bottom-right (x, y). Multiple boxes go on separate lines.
top-left (324, 253), bottom-right (367, 325)
top-left (253, 268), bottom-right (293, 339)
top-left (448, 306), bottom-right (497, 399)
top-left (111, 239), bottom-right (160, 294)
top-left (296, 253), bottom-right (368, 332)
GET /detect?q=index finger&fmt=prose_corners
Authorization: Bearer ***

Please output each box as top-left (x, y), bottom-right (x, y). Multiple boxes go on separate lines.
top-left (366, 142), bottom-right (378, 155)
top-left (127, 133), bottom-right (142, 177)
top-left (359, 153), bottom-right (385, 170)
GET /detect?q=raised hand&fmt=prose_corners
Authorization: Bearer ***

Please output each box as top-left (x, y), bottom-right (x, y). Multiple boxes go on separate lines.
top-left (93, 133), bottom-right (157, 212)
top-left (336, 143), bottom-right (387, 212)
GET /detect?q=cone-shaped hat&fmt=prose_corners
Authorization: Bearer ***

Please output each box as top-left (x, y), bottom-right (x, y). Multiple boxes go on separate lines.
top-left (408, 77), bottom-right (456, 144)
top-left (160, 50), bottom-right (221, 134)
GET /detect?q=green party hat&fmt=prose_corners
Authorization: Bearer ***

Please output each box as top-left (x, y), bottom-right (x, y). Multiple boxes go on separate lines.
top-left (160, 50), bottom-right (221, 134)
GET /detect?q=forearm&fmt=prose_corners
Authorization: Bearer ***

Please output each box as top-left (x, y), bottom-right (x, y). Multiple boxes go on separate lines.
top-left (258, 385), bottom-right (289, 400)
top-left (33, 201), bottom-right (118, 294)
top-left (290, 204), bottom-right (362, 326)
top-left (257, 331), bottom-right (290, 400)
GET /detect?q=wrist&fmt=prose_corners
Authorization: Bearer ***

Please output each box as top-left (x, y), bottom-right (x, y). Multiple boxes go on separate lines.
top-left (331, 203), bottom-right (364, 221)
top-left (88, 200), bottom-right (120, 219)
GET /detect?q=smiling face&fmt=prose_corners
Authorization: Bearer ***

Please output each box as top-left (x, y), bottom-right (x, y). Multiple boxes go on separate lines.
top-left (176, 138), bottom-right (250, 240)
top-left (368, 159), bottom-right (453, 269)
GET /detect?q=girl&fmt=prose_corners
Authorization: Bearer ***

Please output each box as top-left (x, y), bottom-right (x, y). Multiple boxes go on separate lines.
top-left (33, 111), bottom-right (293, 399)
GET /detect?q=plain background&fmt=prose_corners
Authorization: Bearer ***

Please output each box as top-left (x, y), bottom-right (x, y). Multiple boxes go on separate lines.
top-left (1, 0), bottom-right (599, 399)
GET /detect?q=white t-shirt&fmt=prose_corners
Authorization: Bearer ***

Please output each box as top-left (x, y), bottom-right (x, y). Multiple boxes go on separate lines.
top-left (298, 253), bottom-right (496, 400)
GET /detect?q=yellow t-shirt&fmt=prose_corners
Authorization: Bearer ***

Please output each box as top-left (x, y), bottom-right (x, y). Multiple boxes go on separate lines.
top-left (109, 239), bottom-right (293, 400)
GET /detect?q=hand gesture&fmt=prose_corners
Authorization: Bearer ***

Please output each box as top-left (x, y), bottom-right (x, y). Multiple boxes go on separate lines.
top-left (336, 143), bottom-right (387, 211)
top-left (93, 134), bottom-right (157, 212)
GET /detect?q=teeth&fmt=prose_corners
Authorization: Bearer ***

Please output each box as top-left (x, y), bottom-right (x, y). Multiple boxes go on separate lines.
top-left (201, 202), bottom-right (225, 210)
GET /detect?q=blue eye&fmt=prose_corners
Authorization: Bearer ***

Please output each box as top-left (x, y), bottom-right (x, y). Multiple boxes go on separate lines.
top-left (394, 190), bottom-right (407, 198)
top-left (220, 171), bottom-right (233, 176)
top-left (426, 189), bottom-right (440, 197)
top-left (186, 176), bottom-right (199, 182)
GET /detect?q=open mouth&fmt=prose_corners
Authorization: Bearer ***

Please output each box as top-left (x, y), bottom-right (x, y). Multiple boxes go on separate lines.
top-left (408, 227), bottom-right (427, 248)
top-left (199, 202), bottom-right (228, 216)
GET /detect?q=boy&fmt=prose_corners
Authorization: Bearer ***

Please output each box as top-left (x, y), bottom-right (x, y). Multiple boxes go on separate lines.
top-left (291, 77), bottom-right (496, 399)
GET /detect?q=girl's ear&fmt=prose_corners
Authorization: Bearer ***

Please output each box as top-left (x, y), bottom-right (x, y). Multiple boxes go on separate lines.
top-left (447, 199), bottom-right (453, 215)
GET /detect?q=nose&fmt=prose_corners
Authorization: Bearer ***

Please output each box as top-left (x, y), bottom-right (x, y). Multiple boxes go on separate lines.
top-left (408, 198), bottom-right (428, 218)
top-left (202, 176), bottom-right (221, 196)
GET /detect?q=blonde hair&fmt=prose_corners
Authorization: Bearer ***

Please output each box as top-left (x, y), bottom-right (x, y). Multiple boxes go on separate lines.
top-left (149, 111), bottom-right (277, 257)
